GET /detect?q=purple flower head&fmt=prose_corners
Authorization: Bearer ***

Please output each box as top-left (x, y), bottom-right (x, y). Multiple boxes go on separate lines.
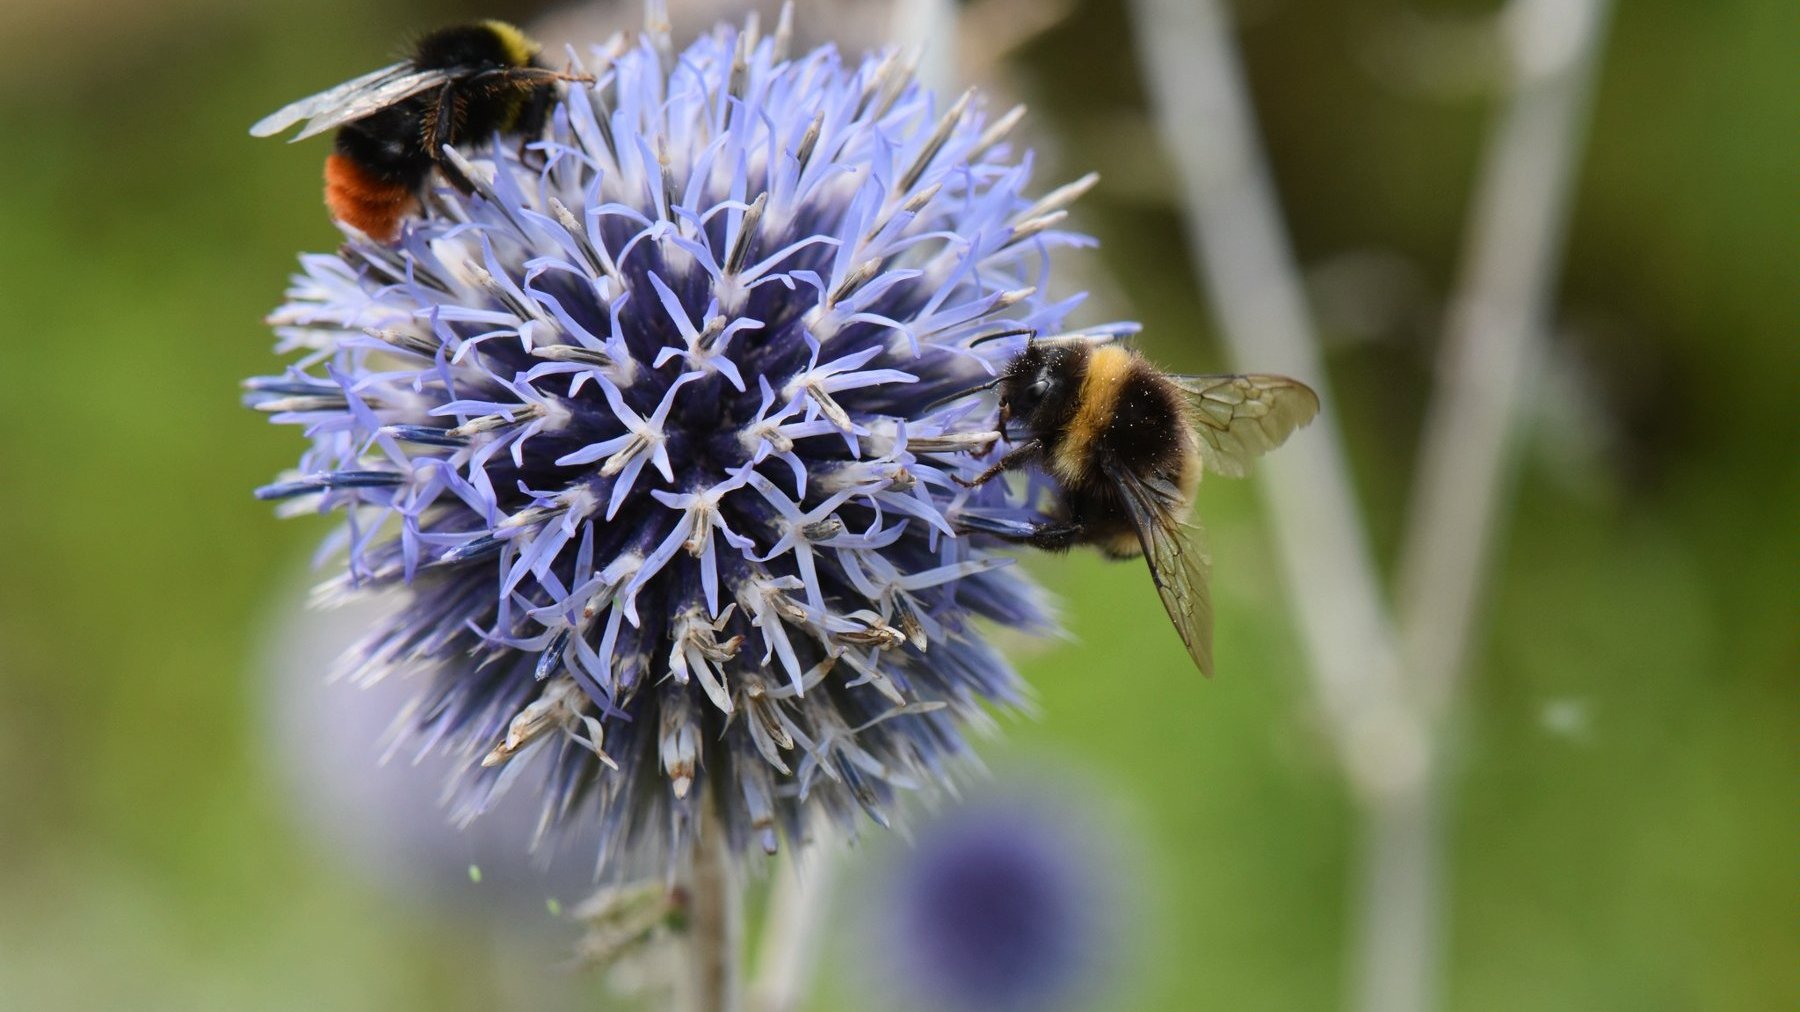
top-left (871, 789), bottom-right (1129, 1012)
top-left (249, 10), bottom-right (1128, 880)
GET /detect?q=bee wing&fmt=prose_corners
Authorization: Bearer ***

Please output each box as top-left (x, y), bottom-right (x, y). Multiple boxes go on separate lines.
top-left (1170, 373), bottom-right (1320, 479)
top-left (1104, 460), bottom-right (1216, 677)
top-left (250, 61), bottom-right (409, 137)
top-left (250, 63), bottom-right (456, 141)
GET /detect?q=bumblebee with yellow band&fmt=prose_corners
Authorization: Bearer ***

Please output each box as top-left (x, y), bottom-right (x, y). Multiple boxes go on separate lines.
top-left (957, 340), bottom-right (1319, 677)
top-left (251, 21), bottom-right (585, 241)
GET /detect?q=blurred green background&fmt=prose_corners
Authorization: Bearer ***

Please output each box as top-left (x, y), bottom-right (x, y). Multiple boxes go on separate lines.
top-left (0, 0), bottom-right (1789, 1009)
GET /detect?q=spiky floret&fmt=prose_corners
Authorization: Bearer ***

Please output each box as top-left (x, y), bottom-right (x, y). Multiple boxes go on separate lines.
top-left (249, 12), bottom-right (1128, 880)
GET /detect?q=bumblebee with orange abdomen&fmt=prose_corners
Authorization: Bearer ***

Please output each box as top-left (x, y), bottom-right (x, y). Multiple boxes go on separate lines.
top-left (251, 21), bottom-right (582, 242)
top-left (957, 339), bottom-right (1319, 676)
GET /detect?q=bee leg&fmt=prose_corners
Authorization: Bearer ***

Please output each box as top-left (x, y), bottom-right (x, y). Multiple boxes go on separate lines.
top-left (453, 72), bottom-right (547, 167)
top-left (1020, 519), bottom-right (1085, 552)
top-left (426, 84), bottom-right (476, 195)
top-left (953, 439), bottom-right (1042, 488)
top-left (513, 86), bottom-right (557, 166)
top-left (478, 67), bottom-right (594, 90)
top-left (950, 512), bottom-right (1083, 550)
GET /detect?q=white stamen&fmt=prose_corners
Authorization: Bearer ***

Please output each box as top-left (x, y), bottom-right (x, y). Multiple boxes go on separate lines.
top-left (481, 676), bottom-right (616, 770)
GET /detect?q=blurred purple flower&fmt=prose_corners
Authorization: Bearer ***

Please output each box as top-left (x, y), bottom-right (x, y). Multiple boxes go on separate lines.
top-left (261, 584), bottom-right (603, 913)
top-left (875, 792), bottom-right (1127, 1012)
top-left (248, 13), bottom-right (1124, 881)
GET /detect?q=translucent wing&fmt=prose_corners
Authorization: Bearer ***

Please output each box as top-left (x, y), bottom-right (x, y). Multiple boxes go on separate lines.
top-left (1170, 373), bottom-right (1320, 478)
top-left (1104, 460), bottom-right (1216, 677)
top-left (250, 63), bottom-right (456, 141)
top-left (250, 61), bottom-right (409, 137)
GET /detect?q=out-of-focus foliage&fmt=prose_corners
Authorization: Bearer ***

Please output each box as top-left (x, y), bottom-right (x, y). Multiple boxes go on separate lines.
top-left (0, 0), bottom-right (1787, 1009)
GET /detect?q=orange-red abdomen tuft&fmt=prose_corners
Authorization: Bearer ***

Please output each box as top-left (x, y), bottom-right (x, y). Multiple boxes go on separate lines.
top-left (323, 154), bottom-right (415, 242)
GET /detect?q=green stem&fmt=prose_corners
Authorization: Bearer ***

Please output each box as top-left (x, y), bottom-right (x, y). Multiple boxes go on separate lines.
top-left (679, 812), bottom-right (741, 1012)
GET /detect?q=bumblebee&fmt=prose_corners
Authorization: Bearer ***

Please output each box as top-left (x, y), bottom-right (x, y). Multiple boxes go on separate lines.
top-left (957, 340), bottom-right (1319, 676)
top-left (251, 21), bottom-right (578, 242)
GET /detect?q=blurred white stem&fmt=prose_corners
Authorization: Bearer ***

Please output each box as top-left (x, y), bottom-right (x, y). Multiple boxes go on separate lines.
top-left (1362, 4), bottom-right (1612, 1012)
top-left (747, 836), bottom-right (841, 1012)
top-left (890, 0), bottom-right (959, 95)
top-left (1396, 0), bottom-right (1612, 725)
top-left (1127, 0), bottom-right (1418, 807)
top-left (681, 815), bottom-right (742, 1012)
top-left (1130, 1), bottom-right (1610, 1011)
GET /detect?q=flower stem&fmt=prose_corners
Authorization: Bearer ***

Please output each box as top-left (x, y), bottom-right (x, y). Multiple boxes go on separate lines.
top-left (748, 830), bottom-right (840, 1012)
top-left (681, 812), bottom-right (742, 1012)
top-left (1129, 1), bottom-right (1611, 1010)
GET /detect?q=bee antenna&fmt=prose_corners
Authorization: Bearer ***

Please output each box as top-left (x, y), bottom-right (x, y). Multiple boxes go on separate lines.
top-left (966, 326), bottom-right (1036, 349)
top-left (924, 374), bottom-right (1004, 413)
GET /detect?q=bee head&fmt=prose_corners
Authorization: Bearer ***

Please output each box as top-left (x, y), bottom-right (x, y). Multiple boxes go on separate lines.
top-left (999, 341), bottom-right (1084, 437)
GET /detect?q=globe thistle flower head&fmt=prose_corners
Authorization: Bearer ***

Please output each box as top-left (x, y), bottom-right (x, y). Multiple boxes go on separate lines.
top-left (869, 790), bottom-right (1129, 1012)
top-left (250, 9), bottom-right (1127, 881)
